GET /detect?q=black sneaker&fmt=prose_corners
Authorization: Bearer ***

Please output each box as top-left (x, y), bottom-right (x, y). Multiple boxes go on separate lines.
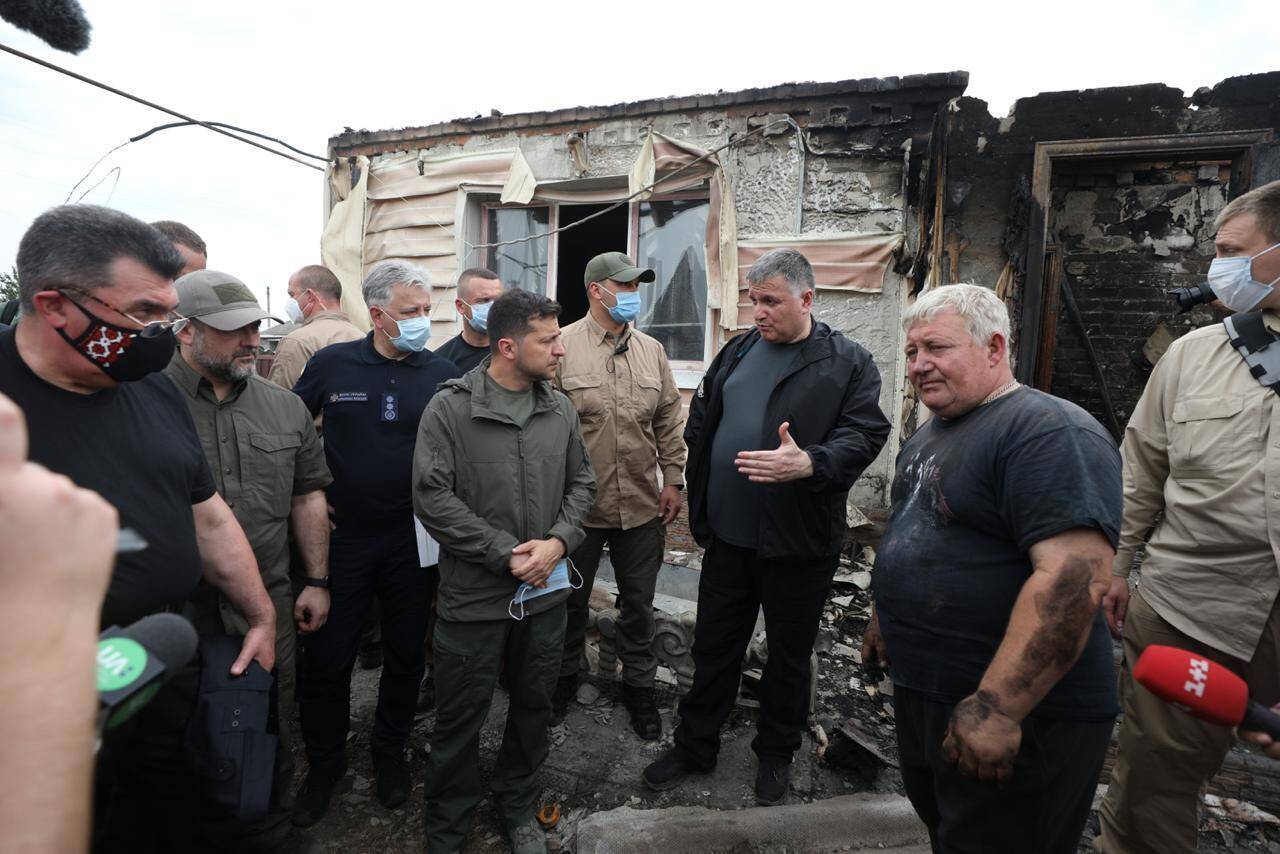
top-left (291, 761), bottom-right (346, 827)
top-left (372, 750), bottom-right (411, 809)
top-left (754, 757), bottom-right (791, 806)
top-left (622, 684), bottom-right (662, 741)
top-left (642, 748), bottom-right (710, 791)
top-left (550, 674), bottom-right (577, 724)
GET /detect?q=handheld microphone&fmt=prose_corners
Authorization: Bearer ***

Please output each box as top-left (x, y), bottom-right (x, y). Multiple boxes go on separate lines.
top-left (1133, 644), bottom-right (1280, 739)
top-left (96, 613), bottom-right (198, 734)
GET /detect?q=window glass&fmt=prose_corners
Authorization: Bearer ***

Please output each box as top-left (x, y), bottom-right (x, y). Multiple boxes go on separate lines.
top-left (636, 199), bottom-right (709, 362)
top-left (487, 207), bottom-right (550, 295)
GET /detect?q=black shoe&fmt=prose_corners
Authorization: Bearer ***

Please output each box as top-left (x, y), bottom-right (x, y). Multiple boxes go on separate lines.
top-left (291, 762), bottom-right (346, 827)
top-left (550, 674), bottom-right (577, 724)
top-left (642, 748), bottom-right (710, 792)
top-left (755, 757), bottom-right (791, 806)
top-left (372, 750), bottom-right (411, 809)
top-left (622, 684), bottom-right (662, 741)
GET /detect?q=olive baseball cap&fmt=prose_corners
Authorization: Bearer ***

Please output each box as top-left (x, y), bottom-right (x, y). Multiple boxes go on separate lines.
top-left (583, 251), bottom-right (656, 287)
top-left (174, 270), bottom-right (282, 331)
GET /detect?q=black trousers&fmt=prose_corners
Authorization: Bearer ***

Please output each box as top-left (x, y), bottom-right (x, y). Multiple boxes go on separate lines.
top-left (298, 521), bottom-right (434, 772)
top-left (674, 537), bottom-right (836, 768)
top-left (560, 517), bottom-right (665, 687)
top-left (895, 685), bottom-right (1113, 854)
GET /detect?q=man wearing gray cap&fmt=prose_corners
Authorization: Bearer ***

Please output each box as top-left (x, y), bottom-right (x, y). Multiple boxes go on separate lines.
top-left (553, 251), bottom-right (686, 739)
top-left (164, 270), bottom-right (335, 812)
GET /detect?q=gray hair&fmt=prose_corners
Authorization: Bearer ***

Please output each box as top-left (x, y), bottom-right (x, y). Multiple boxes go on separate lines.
top-left (902, 283), bottom-right (1011, 347)
top-left (362, 260), bottom-right (430, 308)
top-left (745, 247), bottom-right (815, 296)
top-left (17, 205), bottom-right (184, 312)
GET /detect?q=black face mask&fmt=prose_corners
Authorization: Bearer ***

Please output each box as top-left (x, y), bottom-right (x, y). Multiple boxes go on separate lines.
top-left (56, 300), bottom-right (176, 382)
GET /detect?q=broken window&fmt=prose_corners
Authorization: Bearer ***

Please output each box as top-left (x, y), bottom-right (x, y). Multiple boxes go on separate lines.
top-left (636, 198), bottom-right (709, 362)
top-left (487, 206), bottom-right (550, 295)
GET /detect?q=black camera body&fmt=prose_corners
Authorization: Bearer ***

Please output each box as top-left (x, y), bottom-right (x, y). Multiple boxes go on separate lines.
top-left (1167, 281), bottom-right (1216, 314)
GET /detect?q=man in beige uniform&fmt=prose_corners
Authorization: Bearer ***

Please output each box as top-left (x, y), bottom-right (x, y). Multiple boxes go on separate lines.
top-left (1099, 180), bottom-right (1280, 853)
top-left (554, 251), bottom-right (686, 740)
top-left (268, 264), bottom-right (363, 389)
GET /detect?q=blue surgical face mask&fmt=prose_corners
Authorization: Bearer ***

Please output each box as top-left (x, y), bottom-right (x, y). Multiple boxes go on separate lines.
top-left (1208, 243), bottom-right (1280, 313)
top-left (461, 299), bottom-right (491, 334)
top-left (382, 313), bottom-right (431, 353)
top-left (598, 284), bottom-right (642, 324)
top-left (509, 559), bottom-right (583, 621)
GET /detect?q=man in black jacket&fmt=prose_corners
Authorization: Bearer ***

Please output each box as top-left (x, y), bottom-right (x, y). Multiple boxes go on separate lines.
top-left (642, 248), bottom-right (890, 805)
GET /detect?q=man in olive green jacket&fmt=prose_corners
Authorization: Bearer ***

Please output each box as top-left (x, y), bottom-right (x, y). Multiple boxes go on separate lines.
top-left (413, 289), bottom-right (596, 854)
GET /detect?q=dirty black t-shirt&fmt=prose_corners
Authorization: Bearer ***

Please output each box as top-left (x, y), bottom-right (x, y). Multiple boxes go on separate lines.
top-left (872, 386), bottom-right (1122, 720)
top-left (0, 327), bottom-right (215, 629)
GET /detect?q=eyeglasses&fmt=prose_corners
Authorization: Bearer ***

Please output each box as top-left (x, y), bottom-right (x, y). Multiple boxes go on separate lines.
top-left (58, 288), bottom-right (188, 338)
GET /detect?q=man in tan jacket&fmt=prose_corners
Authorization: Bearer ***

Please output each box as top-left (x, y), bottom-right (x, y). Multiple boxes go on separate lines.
top-left (268, 265), bottom-right (363, 389)
top-left (1099, 180), bottom-right (1280, 853)
top-left (553, 251), bottom-right (686, 740)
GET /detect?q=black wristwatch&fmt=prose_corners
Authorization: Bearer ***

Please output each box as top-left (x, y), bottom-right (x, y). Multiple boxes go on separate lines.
top-left (303, 576), bottom-right (330, 589)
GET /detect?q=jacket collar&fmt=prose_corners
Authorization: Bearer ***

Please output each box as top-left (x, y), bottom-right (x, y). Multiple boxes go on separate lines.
top-left (303, 309), bottom-right (353, 327)
top-left (455, 361), bottom-right (560, 425)
top-left (582, 310), bottom-right (629, 347)
top-left (165, 350), bottom-right (247, 402)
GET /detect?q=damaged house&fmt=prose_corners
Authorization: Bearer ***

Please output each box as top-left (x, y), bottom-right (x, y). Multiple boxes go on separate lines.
top-left (321, 70), bottom-right (1280, 521)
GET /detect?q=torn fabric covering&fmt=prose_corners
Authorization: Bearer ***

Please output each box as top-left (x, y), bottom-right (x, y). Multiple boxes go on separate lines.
top-left (320, 155), bottom-right (372, 332)
top-left (735, 233), bottom-right (904, 327)
top-left (629, 132), bottom-right (739, 331)
top-left (363, 149), bottom-right (527, 338)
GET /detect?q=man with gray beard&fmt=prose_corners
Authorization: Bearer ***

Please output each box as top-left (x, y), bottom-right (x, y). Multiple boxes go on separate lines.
top-left (164, 270), bottom-right (335, 815)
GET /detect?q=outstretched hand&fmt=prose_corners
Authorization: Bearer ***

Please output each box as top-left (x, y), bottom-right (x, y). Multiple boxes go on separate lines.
top-left (735, 421), bottom-right (815, 483)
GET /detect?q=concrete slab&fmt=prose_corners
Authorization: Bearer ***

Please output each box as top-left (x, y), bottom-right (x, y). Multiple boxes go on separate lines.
top-left (575, 793), bottom-right (931, 853)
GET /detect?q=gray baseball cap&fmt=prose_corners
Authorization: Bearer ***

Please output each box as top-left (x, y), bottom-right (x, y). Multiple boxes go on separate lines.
top-left (174, 270), bottom-right (282, 331)
top-left (583, 251), bottom-right (655, 288)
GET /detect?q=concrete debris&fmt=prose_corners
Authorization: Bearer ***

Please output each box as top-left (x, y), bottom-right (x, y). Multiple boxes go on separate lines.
top-left (1205, 794), bottom-right (1280, 827)
top-left (576, 682), bottom-right (602, 706)
top-left (574, 794), bottom-right (931, 854)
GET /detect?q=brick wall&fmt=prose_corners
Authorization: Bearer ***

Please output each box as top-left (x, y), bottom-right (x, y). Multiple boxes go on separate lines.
top-left (1046, 161), bottom-right (1228, 429)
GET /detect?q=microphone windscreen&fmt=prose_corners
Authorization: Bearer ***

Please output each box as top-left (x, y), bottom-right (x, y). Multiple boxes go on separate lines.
top-left (124, 613), bottom-right (198, 674)
top-left (1133, 644), bottom-right (1248, 727)
top-left (0, 0), bottom-right (92, 54)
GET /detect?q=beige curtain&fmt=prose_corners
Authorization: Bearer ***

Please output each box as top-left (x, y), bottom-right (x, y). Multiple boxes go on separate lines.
top-left (735, 233), bottom-right (904, 327)
top-left (320, 155), bottom-right (371, 332)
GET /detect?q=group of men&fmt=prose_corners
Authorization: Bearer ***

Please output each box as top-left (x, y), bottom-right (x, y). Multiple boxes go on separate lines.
top-left (5, 177), bottom-right (1280, 854)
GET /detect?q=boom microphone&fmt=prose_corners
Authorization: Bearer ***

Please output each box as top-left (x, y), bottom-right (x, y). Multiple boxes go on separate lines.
top-left (1134, 644), bottom-right (1280, 740)
top-left (0, 0), bottom-right (91, 54)
top-left (96, 612), bottom-right (198, 735)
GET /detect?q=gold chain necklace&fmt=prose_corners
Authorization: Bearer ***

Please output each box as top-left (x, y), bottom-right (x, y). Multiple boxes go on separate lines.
top-left (980, 379), bottom-right (1020, 407)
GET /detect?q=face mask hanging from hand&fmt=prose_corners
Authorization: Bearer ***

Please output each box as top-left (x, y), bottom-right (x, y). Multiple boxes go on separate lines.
top-left (1208, 243), bottom-right (1280, 313)
top-left (56, 300), bottom-right (176, 382)
top-left (508, 559), bottom-right (583, 621)
top-left (382, 313), bottom-right (431, 353)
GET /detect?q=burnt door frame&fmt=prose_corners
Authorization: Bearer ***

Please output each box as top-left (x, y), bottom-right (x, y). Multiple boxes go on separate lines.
top-left (1014, 129), bottom-right (1275, 384)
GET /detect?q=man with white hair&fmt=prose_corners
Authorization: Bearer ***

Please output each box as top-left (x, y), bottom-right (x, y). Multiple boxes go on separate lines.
top-left (290, 260), bottom-right (461, 826)
top-left (864, 284), bottom-right (1121, 854)
top-left (643, 247), bottom-right (890, 805)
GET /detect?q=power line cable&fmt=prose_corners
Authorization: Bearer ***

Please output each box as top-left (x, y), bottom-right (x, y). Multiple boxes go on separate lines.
top-left (0, 40), bottom-right (324, 172)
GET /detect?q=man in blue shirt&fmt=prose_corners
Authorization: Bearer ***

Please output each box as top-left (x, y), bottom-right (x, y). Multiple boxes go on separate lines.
top-left (291, 260), bottom-right (460, 827)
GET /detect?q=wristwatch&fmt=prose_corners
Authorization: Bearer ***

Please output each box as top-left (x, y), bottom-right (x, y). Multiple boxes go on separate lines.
top-left (303, 576), bottom-right (330, 589)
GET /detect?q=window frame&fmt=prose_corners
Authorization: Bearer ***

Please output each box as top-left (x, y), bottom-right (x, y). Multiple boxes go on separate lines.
top-left (475, 189), bottom-right (715, 384)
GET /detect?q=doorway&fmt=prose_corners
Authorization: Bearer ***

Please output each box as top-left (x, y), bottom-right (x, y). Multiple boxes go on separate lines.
top-left (555, 203), bottom-right (629, 325)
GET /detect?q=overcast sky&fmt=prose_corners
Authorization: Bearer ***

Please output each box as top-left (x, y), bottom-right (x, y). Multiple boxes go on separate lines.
top-left (1, 0), bottom-right (1276, 312)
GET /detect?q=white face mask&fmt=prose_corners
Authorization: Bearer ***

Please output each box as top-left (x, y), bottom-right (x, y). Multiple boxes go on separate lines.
top-left (1207, 243), bottom-right (1280, 313)
top-left (284, 296), bottom-right (304, 323)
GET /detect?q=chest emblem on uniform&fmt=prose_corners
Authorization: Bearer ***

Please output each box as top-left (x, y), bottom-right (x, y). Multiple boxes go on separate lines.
top-left (329, 391), bottom-right (369, 404)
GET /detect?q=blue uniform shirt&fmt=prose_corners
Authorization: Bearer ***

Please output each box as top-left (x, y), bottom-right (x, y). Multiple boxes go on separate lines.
top-left (293, 332), bottom-right (461, 530)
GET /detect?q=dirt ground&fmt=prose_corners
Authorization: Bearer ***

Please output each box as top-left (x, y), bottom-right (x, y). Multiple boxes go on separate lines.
top-left (273, 557), bottom-right (1280, 853)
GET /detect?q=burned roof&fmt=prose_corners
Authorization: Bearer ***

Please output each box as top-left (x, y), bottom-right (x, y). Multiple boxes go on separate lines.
top-left (328, 71), bottom-right (969, 155)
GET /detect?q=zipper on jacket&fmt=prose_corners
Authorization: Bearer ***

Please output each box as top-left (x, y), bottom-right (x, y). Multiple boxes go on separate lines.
top-left (517, 428), bottom-right (529, 542)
